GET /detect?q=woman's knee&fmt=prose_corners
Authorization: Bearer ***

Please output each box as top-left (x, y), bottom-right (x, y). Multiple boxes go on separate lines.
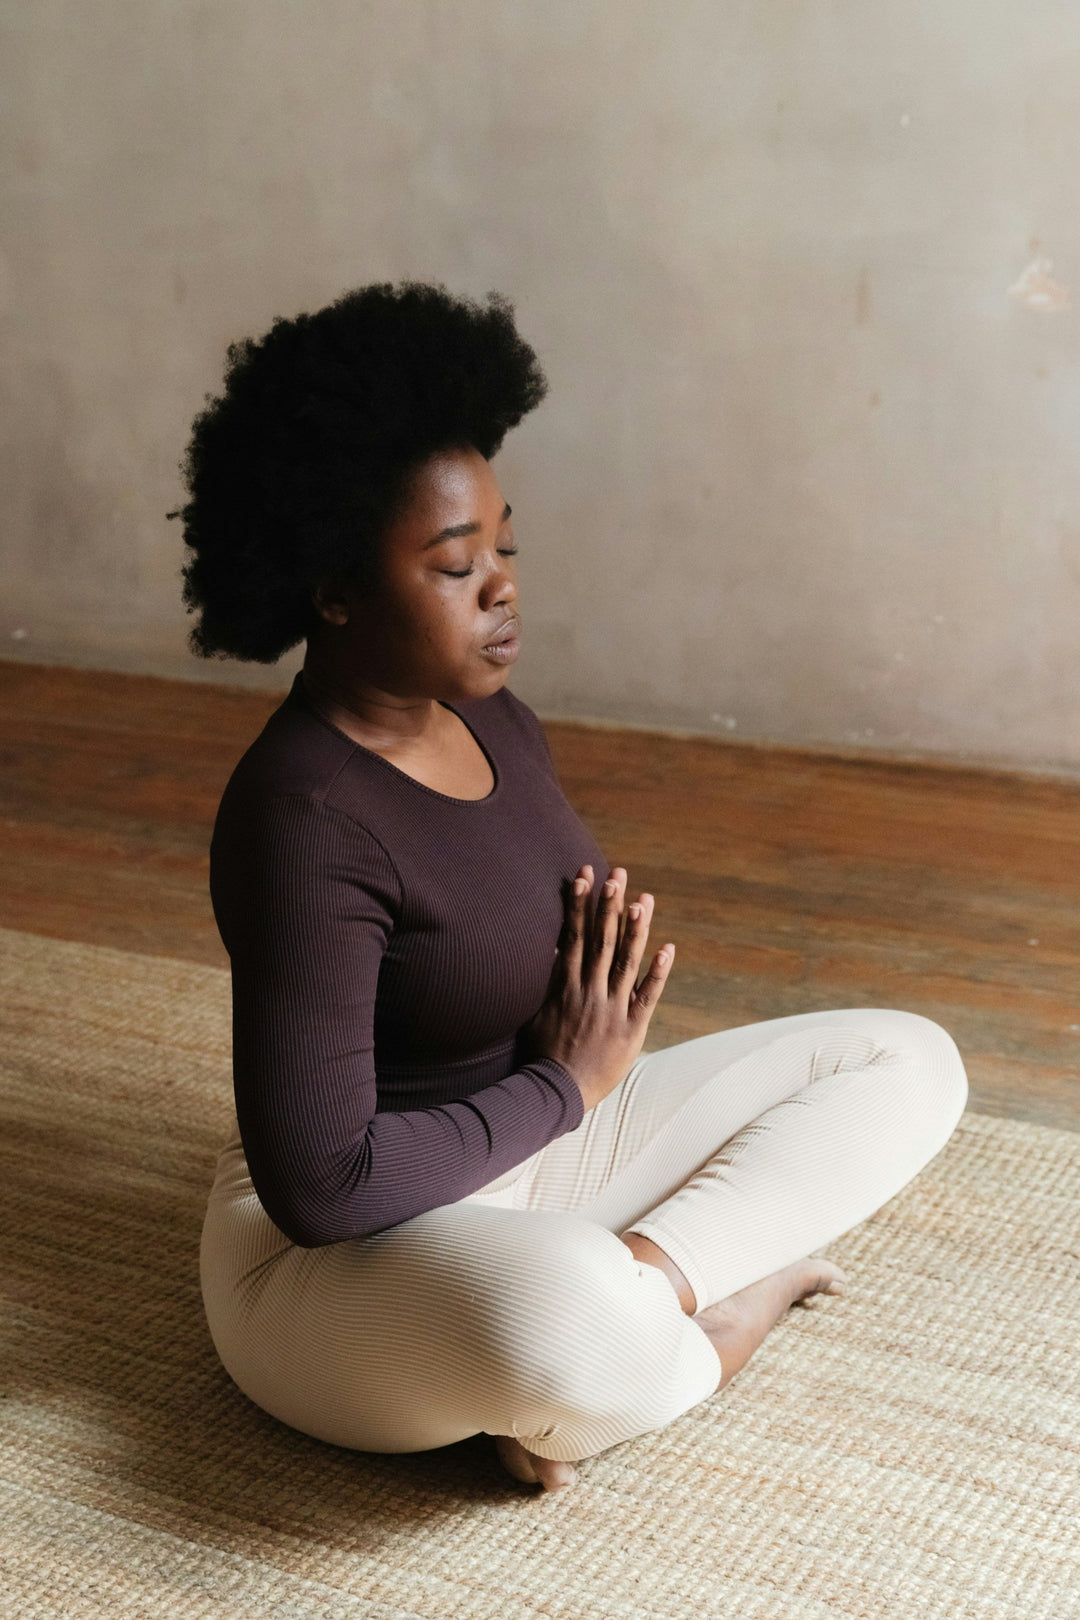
top-left (858, 1008), bottom-right (969, 1150)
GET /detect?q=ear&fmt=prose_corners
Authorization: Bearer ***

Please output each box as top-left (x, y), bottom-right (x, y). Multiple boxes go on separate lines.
top-left (309, 577), bottom-right (351, 627)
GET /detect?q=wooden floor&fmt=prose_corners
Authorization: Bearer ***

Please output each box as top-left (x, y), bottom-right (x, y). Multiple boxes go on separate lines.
top-left (3, 659), bottom-right (1079, 1131)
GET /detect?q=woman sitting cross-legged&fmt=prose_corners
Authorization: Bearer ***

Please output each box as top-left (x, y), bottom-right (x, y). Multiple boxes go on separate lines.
top-left (178, 281), bottom-right (969, 1492)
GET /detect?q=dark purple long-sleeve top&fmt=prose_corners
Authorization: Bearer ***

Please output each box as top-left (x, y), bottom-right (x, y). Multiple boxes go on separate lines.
top-left (209, 670), bottom-right (611, 1247)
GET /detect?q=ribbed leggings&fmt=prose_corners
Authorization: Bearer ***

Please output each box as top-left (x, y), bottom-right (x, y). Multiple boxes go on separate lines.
top-left (199, 1006), bottom-right (968, 1464)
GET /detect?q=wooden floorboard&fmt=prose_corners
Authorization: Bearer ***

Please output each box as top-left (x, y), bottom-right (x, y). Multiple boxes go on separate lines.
top-left (3, 658), bottom-right (1078, 1131)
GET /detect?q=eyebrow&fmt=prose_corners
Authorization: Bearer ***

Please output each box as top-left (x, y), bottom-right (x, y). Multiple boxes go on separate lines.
top-left (421, 503), bottom-right (512, 549)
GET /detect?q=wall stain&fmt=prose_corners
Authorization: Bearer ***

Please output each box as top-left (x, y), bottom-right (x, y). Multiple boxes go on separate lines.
top-left (855, 266), bottom-right (872, 326)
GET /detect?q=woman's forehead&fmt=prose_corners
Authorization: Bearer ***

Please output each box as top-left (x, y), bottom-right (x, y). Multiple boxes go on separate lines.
top-left (393, 448), bottom-right (507, 545)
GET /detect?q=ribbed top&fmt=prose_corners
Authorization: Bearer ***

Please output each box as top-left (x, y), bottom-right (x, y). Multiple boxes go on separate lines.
top-left (209, 671), bottom-right (611, 1246)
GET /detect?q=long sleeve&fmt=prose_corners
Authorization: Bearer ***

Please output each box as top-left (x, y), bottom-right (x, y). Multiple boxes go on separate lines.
top-left (220, 794), bottom-right (585, 1246)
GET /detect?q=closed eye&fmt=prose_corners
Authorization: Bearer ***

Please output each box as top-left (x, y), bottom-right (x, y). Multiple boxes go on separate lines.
top-left (442, 548), bottom-right (518, 578)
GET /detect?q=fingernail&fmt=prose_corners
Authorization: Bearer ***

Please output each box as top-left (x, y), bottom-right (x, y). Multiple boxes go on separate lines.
top-left (628, 903), bottom-right (641, 920)
top-left (573, 878), bottom-right (586, 896)
top-left (603, 879), bottom-right (616, 896)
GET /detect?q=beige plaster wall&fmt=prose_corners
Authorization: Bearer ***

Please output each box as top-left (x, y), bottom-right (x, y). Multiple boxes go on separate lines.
top-left (3, 1), bottom-right (1079, 770)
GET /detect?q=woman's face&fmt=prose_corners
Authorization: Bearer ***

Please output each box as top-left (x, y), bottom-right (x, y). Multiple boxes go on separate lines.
top-left (313, 444), bottom-right (522, 704)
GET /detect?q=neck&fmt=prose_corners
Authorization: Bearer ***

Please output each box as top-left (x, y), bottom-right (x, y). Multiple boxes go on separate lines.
top-left (299, 659), bottom-right (443, 749)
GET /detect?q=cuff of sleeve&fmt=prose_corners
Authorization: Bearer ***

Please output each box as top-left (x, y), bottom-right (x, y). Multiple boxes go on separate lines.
top-left (518, 1056), bottom-right (585, 1131)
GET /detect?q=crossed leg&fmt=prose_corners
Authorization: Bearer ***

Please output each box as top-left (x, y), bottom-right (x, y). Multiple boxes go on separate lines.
top-left (489, 1006), bottom-right (968, 1489)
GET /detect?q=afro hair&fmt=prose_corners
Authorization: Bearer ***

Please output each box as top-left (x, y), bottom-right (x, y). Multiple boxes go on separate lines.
top-left (173, 280), bottom-right (548, 663)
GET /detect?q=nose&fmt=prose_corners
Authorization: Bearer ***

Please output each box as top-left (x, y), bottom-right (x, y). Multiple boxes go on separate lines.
top-left (484, 556), bottom-right (518, 607)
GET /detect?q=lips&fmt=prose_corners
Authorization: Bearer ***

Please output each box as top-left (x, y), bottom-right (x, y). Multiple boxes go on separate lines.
top-left (483, 618), bottom-right (521, 648)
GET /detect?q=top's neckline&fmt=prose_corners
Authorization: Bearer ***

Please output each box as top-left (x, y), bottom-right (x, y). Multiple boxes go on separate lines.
top-left (291, 672), bottom-right (501, 806)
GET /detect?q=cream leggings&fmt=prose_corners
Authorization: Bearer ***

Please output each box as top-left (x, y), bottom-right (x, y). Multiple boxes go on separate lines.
top-left (200, 1007), bottom-right (968, 1464)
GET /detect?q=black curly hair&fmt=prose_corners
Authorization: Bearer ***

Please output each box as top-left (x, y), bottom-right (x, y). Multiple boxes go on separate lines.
top-left (172, 281), bottom-right (548, 663)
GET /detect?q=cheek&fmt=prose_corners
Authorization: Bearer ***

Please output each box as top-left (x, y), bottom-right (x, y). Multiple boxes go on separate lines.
top-left (411, 581), bottom-right (475, 651)
top-left (380, 573), bottom-right (449, 635)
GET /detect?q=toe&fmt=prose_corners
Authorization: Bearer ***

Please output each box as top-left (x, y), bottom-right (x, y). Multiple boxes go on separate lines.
top-left (538, 1459), bottom-right (579, 1491)
top-left (495, 1435), bottom-right (579, 1491)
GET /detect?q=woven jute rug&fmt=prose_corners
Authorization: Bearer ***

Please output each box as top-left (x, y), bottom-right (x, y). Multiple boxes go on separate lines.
top-left (1, 923), bottom-right (1078, 1620)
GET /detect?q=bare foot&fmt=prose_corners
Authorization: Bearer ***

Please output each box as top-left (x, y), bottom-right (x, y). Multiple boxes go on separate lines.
top-left (695, 1255), bottom-right (848, 1391)
top-left (494, 1433), bottom-right (579, 1492)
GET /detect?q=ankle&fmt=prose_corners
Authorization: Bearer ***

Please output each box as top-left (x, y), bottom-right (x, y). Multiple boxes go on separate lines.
top-left (620, 1231), bottom-right (696, 1314)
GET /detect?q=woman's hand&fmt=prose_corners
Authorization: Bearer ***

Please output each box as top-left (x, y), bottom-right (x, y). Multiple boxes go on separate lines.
top-left (520, 865), bottom-right (675, 1112)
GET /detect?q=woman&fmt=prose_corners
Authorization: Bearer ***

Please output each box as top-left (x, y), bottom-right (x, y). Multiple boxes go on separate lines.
top-left (181, 281), bottom-right (968, 1492)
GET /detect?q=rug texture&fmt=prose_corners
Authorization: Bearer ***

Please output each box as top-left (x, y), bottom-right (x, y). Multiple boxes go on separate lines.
top-left (1, 923), bottom-right (1078, 1620)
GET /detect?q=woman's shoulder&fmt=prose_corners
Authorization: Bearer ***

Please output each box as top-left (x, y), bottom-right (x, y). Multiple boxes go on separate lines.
top-left (209, 694), bottom-right (403, 947)
top-left (462, 682), bottom-right (551, 756)
top-left (477, 684), bottom-right (559, 777)
top-left (212, 673), bottom-right (381, 844)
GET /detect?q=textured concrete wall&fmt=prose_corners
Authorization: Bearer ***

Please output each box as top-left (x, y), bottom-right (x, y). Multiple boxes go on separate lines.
top-left (3, 1), bottom-right (1079, 769)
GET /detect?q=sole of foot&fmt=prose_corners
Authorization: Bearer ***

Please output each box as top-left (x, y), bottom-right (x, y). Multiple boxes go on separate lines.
top-left (495, 1434), bottom-right (579, 1492)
